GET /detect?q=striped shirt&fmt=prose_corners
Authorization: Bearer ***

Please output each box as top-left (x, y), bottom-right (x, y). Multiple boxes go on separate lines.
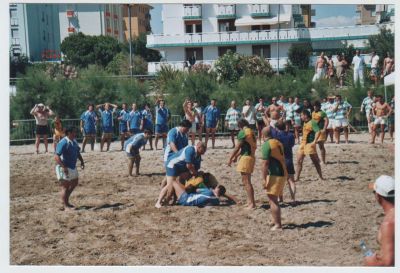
top-left (284, 103), bottom-right (295, 120)
top-left (124, 133), bottom-right (147, 155)
top-left (166, 145), bottom-right (201, 171)
top-left (164, 127), bottom-right (189, 162)
top-left (334, 101), bottom-right (352, 120)
top-left (361, 97), bottom-right (374, 113)
top-left (225, 108), bottom-right (241, 128)
top-left (322, 102), bottom-right (336, 119)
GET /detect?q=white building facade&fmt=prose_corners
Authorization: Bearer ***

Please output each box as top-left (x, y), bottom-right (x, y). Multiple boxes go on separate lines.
top-left (147, 4), bottom-right (394, 74)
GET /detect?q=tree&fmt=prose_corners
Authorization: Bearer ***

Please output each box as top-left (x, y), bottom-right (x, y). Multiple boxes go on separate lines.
top-left (60, 33), bottom-right (122, 68)
top-left (123, 33), bottom-right (162, 62)
top-left (288, 43), bottom-right (313, 69)
top-left (214, 50), bottom-right (243, 85)
top-left (367, 26), bottom-right (395, 66)
top-left (10, 54), bottom-right (30, 78)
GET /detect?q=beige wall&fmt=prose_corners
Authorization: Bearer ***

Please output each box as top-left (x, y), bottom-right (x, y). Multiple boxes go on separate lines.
top-left (122, 4), bottom-right (152, 41)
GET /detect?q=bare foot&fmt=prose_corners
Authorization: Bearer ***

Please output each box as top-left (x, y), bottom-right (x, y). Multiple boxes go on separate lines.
top-left (270, 225), bottom-right (283, 231)
top-left (155, 202), bottom-right (162, 209)
top-left (245, 204), bottom-right (256, 210)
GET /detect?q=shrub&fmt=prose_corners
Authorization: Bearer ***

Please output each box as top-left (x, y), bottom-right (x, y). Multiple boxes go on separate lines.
top-left (288, 43), bottom-right (313, 69)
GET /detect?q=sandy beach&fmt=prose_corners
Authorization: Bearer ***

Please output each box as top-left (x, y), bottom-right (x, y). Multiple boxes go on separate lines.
top-left (10, 133), bottom-right (394, 266)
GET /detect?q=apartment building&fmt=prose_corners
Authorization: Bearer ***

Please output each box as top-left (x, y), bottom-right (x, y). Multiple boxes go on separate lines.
top-left (122, 4), bottom-right (152, 40)
top-left (146, 4), bottom-right (393, 74)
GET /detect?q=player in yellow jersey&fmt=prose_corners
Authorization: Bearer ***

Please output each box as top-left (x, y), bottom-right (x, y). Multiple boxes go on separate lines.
top-left (227, 119), bottom-right (257, 209)
top-left (261, 126), bottom-right (288, 230)
top-left (295, 110), bottom-right (324, 181)
top-left (312, 101), bottom-right (329, 164)
top-left (52, 116), bottom-right (65, 152)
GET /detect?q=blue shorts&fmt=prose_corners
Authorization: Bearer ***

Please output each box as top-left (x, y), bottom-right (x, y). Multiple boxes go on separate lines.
top-left (178, 192), bottom-right (220, 206)
top-left (83, 128), bottom-right (96, 136)
top-left (119, 126), bottom-right (128, 134)
top-left (126, 148), bottom-right (140, 158)
top-left (166, 166), bottom-right (188, 177)
top-left (130, 128), bottom-right (141, 135)
top-left (102, 126), bottom-right (113, 134)
top-left (205, 120), bottom-right (217, 129)
top-left (144, 123), bottom-right (154, 132)
top-left (155, 124), bottom-right (168, 134)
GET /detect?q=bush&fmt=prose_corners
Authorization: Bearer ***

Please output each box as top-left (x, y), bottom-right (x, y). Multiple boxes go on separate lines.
top-left (288, 43), bottom-right (313, 69)
top-left (214, 50), bottom-right (243, 85)
top-left (106, 53), bottom-right (147, 75)
top-left (240, 55), bottom-right (274, 77)
top-left (367, 26), bottom-right (395, 66)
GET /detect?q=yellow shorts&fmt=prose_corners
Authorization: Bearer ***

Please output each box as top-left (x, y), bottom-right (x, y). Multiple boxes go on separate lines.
top-left (236, 155), bottom-right (255, 174)
top-left (298, 143), bottom-right (317, 155)
top-left (264, 175), bottom-right (286, 197)
top-left (317, 131), bottom-right (327, 143)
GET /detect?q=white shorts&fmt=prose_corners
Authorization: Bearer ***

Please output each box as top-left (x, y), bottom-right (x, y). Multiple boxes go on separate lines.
top-left (228, 124), bottom-right (239, 131)
top-left (334, 118), bottom-right (348, 128)
top-left (327, 119), bottom-right (335, 129)
top-left (366, 110), bottom-right (372, 120)
top-left (374, 116), bottom-right (387, 125)
top-left (55, 165), bottom-right (78, 181)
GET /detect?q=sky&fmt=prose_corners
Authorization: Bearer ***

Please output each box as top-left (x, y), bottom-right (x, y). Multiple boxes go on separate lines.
top-left (150, 4), bottom-right (358, 34)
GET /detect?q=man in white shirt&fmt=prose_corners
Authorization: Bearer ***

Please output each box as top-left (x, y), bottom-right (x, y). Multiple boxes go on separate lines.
top-left (370, 51), bottom-right (380, 86)
top-left (242, 99), bottom-right (256, 131)
top-left (352, 50), bottom-right (365, 86)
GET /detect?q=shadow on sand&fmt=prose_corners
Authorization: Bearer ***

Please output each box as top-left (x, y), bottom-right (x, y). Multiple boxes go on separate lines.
top-left (260, 199), bottom-right (336, 209)
top-left (334, 176), bottom-right (355, 181)
top-left (75, 202), bottom-right (125, 211)
top-left (284, 220), bottom-right (333, 229)
top-left (326, 160), bottom-right (359, 165)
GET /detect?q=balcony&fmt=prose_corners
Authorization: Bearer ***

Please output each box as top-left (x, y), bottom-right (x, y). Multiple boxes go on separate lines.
top-left (10, 18), bottom-right (19, 26)
top-left (250, 4), bottom-right (271, 18)
top-left (183, 4), bottom-right (202, 20)
top-left (148, 58), bottom-right (288, 74)
top-left (217, 4), bottom-right (236, 19)
top-left (11, 38), bottom-right (20, 46)
top-left (147, 23), bottom-right (393, 48)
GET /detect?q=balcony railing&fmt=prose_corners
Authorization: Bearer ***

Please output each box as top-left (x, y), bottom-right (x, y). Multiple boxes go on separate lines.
top-left (250, 4), bottom-right (271, 17)
top-left (217, 4), bottom-right (236, 19)
top-left (11, 38), bottom-right (20, 46)
top-left (10, 18), bottom-right (19, 26)
top-left (183, 4), bottom-right (202, 19)
top-left (148, 58), bottom-right (288, 74)
top-left (147, 23), bottom-right (393, 48)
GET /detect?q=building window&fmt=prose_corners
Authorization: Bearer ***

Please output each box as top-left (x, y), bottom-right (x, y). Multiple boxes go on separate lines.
top-left (11, 29), bottom-right (19, 38)
top-left (251, 25), bottom-right (270, 31)
top-left (10, 9), bottom-right (17, 18)
top-left (252, 45), bottom-right (271, 58)
top-left (185, 47), bottom-right (203, 61)
top-left (184, 20), bottom-right (202, 33)
top-left (218, 19), bottom-right (236, 32)
top-left (218, 46), bottom-right (236, 57)
top-left (372, 11), bottom-right (376, 17)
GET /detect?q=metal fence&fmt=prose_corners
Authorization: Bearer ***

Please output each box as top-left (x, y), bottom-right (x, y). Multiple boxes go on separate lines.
top-left (10, 108), bottom-right (371, 144)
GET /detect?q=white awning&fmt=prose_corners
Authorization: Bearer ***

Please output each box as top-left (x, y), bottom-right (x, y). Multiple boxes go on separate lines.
top-left (235, 14), bottom-right (291, 27)
top-left (384, 72), bottom-right (395, 86)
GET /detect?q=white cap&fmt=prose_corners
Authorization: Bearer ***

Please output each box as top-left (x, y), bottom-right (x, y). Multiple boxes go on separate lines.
top-left (37, 103), bottom-right (44, 107)
top-left (372, 175), bottom-right (395, 198)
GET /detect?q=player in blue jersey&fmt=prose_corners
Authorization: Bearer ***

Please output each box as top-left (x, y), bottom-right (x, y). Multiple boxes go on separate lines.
top-left (142, 103), bottom-right (154, 150)
top-left (154, 98), bottom-right (171, 150)
top-left (80, 104), bottom-right (98, 153)
top-left (203, 99), bottom-right (221, 149)
top-left (124, 130), bottom-right (152, 176)
top-left (96, 102), bottom-right (118, 152)
top-left (117, 103), bottom-right (130, 150)
top-left (54, 127), bottom-right (84, 211)
top-left (127, 103), bottom-right (143, 135)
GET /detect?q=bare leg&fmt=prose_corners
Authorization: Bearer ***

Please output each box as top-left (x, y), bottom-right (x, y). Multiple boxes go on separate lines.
top-left (135, 155), bottom-right (141, 175)
top-left (294, 127), bottom-right (300, 144)
top-left (43, 134), bottom-right (48, 153)
top-left (90, 136), bottom-right (95, 151)
top-left (241, 173), bottom-right (255, 209)
top-left (205, 128), bottom-right (210, 148)
top-left (310, 154), bottom-right (324, 180)
top-left (335, 128), bottom-right (340, 144)
top-left (81, 137), bottom-right (88, 152)
top-left (66, 179), bottom-right (78, 207)
top-left (100, 135), bottom-right (105, 152)
top-left (197, 126), bottom-right (203, 142)
top-left (162, 135), bottom-right (167, 148)
top-left (35, 135), bottom-right (40, 153)
top-left (120, 133), bottom-right (126, 150)
top-left (155, 134), bottom-right (160, 150)
top-left (295, 153), bottom-right (305, 181)
top-left (160, 176), bottom-right (167, 188)
top-left (148, 135), bottom-right (153, 149)
top-left (287, 175), bottom-right (296, 203)
top-left (230, 131), bottom-right (235, 148)
top-left (106, 136), bottom-right (111, 151)
top-left (371, 124), bottom-right (377, 144)
top-left (128, 158), bottom-right (134, 176)
top-left (211, 128), bottom-right (216, 149)
top-left (155, 176), bottom-right (178, 208)
top-left (390, 124), bottom-right (394, 141)
top-left (343, 126), bottom-right (349, 143)
top-left (267, 194), bottom-right (282, 230)
top-left (379, 124), bottom-right (385, 144)
top-left (60, 182), bottom-right (69, 208)
top-left (318, 142), bottom-right (326, 164)
top-left (53, 139), bottom-right (57, 152)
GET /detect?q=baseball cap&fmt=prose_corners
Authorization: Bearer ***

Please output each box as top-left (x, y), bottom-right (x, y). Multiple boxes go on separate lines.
top-left (369, 175), bottom-right (395, 198)
top-left (38, 103), bottom-right (44, 107)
